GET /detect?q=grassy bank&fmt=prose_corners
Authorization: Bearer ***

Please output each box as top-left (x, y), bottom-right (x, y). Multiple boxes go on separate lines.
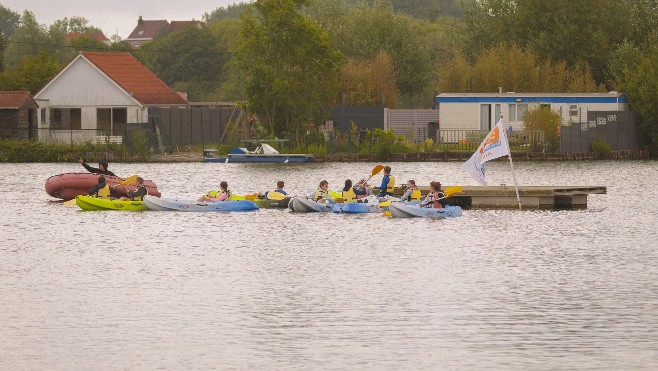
top-left (0, 140), bottom-right (128, 163)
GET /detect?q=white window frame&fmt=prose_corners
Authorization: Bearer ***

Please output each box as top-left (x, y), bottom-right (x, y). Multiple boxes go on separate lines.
top-left (509, 103), bottom-right (528, 122)
top-left (569, 104), bottom-right (578, 117)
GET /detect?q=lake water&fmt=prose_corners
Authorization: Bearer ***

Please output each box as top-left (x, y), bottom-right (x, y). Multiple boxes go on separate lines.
top-left (1, 160), bottom-right (657, 370)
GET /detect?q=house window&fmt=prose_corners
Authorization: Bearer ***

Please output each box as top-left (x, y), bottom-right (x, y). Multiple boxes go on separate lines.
top-left (40, 108), bottom-right (46, 124)
top-left (509, 103), bottom-right (528, 121)
top-left (569, 104), bottom-right (578, 117)
top-left (50, 108), bottom-right (81, 130)
top-left (97, 108), bottom-right (128, 135)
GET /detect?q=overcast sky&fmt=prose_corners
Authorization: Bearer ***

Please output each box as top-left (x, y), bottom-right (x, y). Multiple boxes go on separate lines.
top-left (2, 0), bottom-right (245, 39)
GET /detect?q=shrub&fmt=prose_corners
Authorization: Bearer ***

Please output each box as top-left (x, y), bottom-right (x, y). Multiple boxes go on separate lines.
top-left (591, 137), bottom-right (612, 157)
top-left (523, 106), bottom-right (560, 152)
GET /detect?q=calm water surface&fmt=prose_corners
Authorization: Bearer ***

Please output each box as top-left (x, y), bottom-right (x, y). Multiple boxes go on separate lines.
top-left (1, 161), bottom-right (657, 370)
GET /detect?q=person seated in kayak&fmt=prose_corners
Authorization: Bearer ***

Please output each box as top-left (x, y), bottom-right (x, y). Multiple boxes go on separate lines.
top-left (399, 180), bottom-right (422, 202)
top-left (373, 166), bottom-right (395, 197)
top-left (353, 179), bottom-right (370, 198)
top-left (79, 158), bottom-right (116, 177)
top-left (341, 179), bottom-right (357, 203)
top-left (259, 180), bottom-right (287, 200)
top-left (198, 181), bottom-right (231, 202)
top-left (88, 175), bottom-right (111, 199)
top-left (118, 177), bottom-right (147, 201)
top-left (419, 181), bottom-right (446, 208)
top-left (312, 180), bottom-right (332, 203)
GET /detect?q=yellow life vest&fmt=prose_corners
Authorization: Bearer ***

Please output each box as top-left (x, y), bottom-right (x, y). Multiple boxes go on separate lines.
top-left (386, 176), bottom-right (396, 193)
top-left (131, 185), bottom-right (148, 201)
top-left (313, 188), bottom-right (327, 201)
top-left (267, 190), bottom-right (286, 200)
top-left (342, 187), bottom-right (357, 203)
top-left (97, 184), bottom-right (111, 199)
top-left (410, 189), bottom-right (421, 201)
top-left (207, 190), bottom-right (218, 197)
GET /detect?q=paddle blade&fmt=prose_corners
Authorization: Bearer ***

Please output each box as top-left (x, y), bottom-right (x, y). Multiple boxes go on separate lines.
top-left (371, 164), bottom-right (384, 176)
top-left (245, 194), bottom-right (256, 200)
top-left (444, 186), bottom-right (463, 197)
top-left (64, 198), bottom-right (77, 206)
top-left (379, 200), bottom-right (391, 207)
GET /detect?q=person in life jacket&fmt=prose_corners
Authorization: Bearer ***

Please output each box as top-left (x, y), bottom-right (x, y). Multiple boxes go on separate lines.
top-left (79, 158), bottom-right (116, 177)
top-left (353, 179), bottom-right (370, 198)
top-left (341, 179), bottom-right (357, 203)
top-left (118, 177), bottom-right (148, 201)
top-left (260, 180), bottom-right (288, 200)
top-left (374, 166), bottom-right (395, 197)
top-left (88, 175), bottom-right (111, 199)
top-left (419, 181), bottom-right (446, 208)
top-left (198, 181), bottom-right (231, 202)
top-left (399, 180), bottom-right (422, 202)
top-left (312, 180), bottom-right (332, 203)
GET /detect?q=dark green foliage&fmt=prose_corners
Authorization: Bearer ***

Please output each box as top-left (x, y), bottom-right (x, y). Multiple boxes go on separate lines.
top-left (591, 137), bottom-right (612, 157)
top-left (203, 2), bottom-right (253, 24)
top-left (0, 140), bottom-right (125, 162)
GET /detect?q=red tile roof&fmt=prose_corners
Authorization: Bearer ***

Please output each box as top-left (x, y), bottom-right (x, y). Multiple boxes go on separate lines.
top-left (0, 91), bottom-right (38, 109)
top-left (166, 20), bottom-right (204, 35)
top-left (65, 33), bottom-right (110, 43)
top-left (81, 52), bottom-right (188, 105)
top-left (127, 19), bottom-right (169, 40)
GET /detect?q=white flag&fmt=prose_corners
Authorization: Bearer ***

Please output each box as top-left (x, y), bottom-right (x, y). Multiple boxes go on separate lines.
top-left (461, 119), bottom-right (510, 185)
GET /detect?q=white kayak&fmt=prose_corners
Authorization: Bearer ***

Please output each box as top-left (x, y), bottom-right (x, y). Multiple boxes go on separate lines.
top-left (289, 196), bottom-right (334, 212)
top-left (388, 203), bottom-right (462, 219)
top-left (143, 195), bottom-right (259, 212)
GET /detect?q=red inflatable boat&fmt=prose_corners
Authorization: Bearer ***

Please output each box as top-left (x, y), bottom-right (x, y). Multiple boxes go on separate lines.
top-left (45, 173), bottom-right (161, 200)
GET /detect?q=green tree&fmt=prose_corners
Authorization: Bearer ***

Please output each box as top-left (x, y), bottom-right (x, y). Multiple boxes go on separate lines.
top-left (322, 0), bottom-right (432, 100)
top-left (523, 106), bottom-right (561, 151)
top-left (3, 10), bottom-right (50, 70)
top-left (0, 4), bottom-right (20, 38)
top-left (138, 26), bottom-right (228, 101)
top-left (70, 36), bottom-right (110, 52)
top-left (0, 50), bottom-right (62, 93)
top-left (233, 0), bottom-right (343, 139)
top-left (210, 18), bottom-right (245, 101)
top-left (49, 16), bottom-right (102, 34)
top-left (204, 2), bottom-right (252, 24)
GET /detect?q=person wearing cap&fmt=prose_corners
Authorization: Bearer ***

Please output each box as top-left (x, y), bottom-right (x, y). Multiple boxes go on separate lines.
top-left (79, 158), bottom-right (116, 177)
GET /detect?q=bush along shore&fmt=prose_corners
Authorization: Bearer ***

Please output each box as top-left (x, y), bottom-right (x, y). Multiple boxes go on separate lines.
top-left (0, 139), bottom-right (652, 163)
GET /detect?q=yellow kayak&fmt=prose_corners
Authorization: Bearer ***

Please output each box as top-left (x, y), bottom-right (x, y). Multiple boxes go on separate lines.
top-left (75, 195), bottom-right (148, 211)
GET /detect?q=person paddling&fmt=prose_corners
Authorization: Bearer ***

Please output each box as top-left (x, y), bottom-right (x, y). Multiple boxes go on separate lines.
top-left (118, 177), bottom-right (148, 201)
top-left (88, 175), bottom-right (111, 199)
top-left (374, 165), bottom-right (395, 197)
top-left (198, 181), bottom-right (231, 202)
top-left (419, 181), bottom-right (445, 208)
top-left (79, 158), bottom-right (116, 177)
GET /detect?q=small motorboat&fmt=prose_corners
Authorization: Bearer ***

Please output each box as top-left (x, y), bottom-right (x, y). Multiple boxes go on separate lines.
top-left (203, 143), bottom-right (314, 163)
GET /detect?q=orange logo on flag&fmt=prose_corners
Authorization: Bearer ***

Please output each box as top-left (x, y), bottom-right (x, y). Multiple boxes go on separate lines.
top-left (479, 126), bottom-right (500, 154)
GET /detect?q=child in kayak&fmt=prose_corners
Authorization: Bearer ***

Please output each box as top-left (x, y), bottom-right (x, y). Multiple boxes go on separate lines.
top-left (419, 181), bottom-right (445, 208)
top-left (88, 175), bottom-right (111, 199)
top-left (118, 177), bottom-right (148, 201)
top-left (374, 166), bottom-right (395, 197)
top-left (260, 180), bottom-right (287, 200)
top-left (399, 180), bottom-right (422, 202)
top-left (312, 180), bottom-right (332, 203)
top-left (198, 181), bottom-right (231, 202)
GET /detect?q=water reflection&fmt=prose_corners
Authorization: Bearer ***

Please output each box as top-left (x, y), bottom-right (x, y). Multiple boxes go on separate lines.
top-left (0, 161), bottom-right (657, 369)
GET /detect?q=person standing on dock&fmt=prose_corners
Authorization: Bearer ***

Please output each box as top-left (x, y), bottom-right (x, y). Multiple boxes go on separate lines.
top-left (79, 158), bottom-right (116, 177)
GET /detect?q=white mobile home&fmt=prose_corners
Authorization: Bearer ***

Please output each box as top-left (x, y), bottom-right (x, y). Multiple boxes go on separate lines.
top-left (436, 92), bottom-right (628, 131)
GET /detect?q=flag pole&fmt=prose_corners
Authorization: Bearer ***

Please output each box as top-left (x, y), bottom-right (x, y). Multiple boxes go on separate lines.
top-left (503, 118), bottom-right (522, 210)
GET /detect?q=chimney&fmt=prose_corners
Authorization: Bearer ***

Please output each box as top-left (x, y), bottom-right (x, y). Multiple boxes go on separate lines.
top-left (138, 16), bottom-right (143, 25)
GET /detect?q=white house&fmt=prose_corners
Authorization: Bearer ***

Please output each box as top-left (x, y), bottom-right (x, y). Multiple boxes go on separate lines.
top-left (35, 52), bottom-right (188, 144)
top-left (436, 92), bottom-right (629, 131)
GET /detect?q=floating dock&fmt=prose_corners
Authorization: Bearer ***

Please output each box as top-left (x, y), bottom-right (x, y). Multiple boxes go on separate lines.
top-left (394, 186), bottom-right (606, 210)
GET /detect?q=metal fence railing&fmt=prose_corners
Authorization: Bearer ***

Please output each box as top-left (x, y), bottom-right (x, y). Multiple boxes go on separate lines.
top-left (437, 129), bottom-right (545, 152)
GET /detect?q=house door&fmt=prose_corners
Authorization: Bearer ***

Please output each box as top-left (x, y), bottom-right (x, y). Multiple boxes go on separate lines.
top-left (480, 104), bottom-right (491, 131)
top-left (495, 104), bottom-right (501, 124)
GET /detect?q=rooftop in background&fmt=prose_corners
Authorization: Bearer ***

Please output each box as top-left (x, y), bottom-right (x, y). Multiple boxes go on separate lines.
top-left (81, 52), bottom-right (188, 105)
top-left (64, 32), bottom-right (111, 45)
top-left (0, 91), bottom-right (37, 109)
top-left (125, 16), bottom-right (204, 48)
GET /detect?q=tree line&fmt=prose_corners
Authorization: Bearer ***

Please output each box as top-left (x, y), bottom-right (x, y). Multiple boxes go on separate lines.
top-left (1, 0), bottom-right (657, 151)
